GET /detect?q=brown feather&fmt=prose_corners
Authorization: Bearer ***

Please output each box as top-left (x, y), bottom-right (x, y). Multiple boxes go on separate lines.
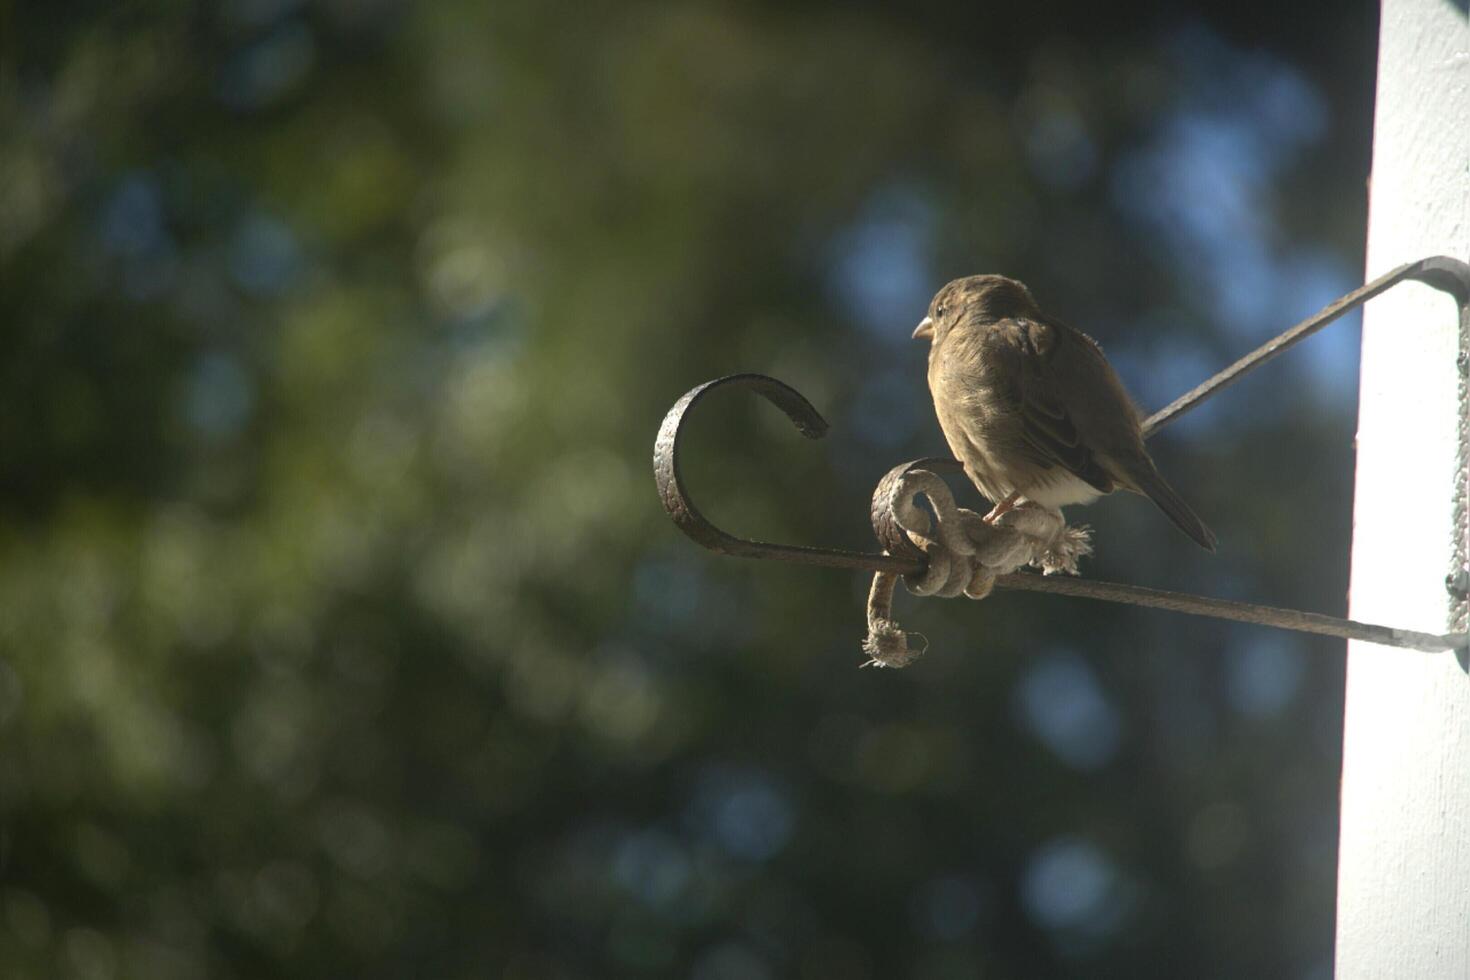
top-left (918, 274), bottom-right (1216, 550)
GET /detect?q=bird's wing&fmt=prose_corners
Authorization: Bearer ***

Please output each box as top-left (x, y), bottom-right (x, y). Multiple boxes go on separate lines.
top-left (1006, 317), bottom-right (1117, 494)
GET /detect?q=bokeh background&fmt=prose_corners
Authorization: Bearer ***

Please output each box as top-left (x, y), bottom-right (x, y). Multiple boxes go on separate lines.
top-left (1, 1), bottom-right (1380, 977)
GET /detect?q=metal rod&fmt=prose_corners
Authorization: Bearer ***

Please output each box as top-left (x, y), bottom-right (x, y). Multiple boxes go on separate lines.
top-left (1143, 255), bottom-right (1470, 436)
top-left (992, 573), bottom-right (1464, 653)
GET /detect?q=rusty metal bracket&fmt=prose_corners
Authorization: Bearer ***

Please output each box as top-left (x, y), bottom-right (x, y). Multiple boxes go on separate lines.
top-left (653, 256), bottom-right (1470, 655)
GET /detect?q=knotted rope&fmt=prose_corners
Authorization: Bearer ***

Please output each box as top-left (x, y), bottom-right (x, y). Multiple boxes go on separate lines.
top-left (862, 462), bottom-right (1092, 667)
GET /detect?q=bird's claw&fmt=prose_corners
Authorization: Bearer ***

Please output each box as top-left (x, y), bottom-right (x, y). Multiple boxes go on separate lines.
top-left (982, 492), bottom-right (1021, 524)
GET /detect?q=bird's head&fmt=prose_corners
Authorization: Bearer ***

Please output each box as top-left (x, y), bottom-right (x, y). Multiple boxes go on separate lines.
top-left (912, 275), bottom-right (1041, 344)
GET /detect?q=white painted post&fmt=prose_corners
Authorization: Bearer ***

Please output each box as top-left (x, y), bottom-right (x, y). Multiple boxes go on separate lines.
top-left (1336, 1), bottom-right (1470, 976)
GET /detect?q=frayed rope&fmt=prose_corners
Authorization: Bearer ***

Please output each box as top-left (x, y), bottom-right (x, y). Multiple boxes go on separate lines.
top-left (861, 468), bottom-right (1091, 668)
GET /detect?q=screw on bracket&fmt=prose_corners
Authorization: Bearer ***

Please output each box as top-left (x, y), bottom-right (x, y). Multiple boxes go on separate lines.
top-left (1446, 568), bottom-right (1470, 600)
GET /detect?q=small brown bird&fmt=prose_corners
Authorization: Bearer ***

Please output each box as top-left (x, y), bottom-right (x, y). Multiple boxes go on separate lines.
top-left (914, 275), bottom-right (1216, 551)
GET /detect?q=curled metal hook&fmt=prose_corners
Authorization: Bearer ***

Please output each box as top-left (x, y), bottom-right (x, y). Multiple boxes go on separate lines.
top-left (653, 373), bottom-right (921, 574)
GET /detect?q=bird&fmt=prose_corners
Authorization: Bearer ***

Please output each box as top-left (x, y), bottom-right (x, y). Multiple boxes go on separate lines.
top-left (913, 274), bottom-right (1216, 551)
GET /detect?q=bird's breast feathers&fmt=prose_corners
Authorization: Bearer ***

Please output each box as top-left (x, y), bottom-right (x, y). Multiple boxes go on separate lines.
top-left (928, 316), bottom-right (1110, 507)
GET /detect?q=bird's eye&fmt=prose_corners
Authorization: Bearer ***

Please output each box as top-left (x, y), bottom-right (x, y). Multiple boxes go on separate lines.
top-left (935, 305), bottom-right (946, 319)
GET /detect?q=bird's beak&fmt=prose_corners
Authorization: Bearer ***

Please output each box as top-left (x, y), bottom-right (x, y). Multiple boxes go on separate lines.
top-left (912, 316), bottom-right (934, 341)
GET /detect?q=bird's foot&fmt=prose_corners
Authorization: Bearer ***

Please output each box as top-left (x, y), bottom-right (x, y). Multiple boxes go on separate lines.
top-left (982, 492), bottom-right (1021, 524)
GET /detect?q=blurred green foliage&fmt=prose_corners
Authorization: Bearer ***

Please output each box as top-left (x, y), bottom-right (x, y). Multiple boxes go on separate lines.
top-left (2, 1), bottom-right (1374, 977)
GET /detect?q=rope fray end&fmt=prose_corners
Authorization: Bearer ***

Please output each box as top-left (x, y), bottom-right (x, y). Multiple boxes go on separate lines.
top-left (1033, 523), bottom-right (1093, 576)
top-left (862, 570), bottom-right (928, 668)
top-left (861, 618), bottom-right (928, 668)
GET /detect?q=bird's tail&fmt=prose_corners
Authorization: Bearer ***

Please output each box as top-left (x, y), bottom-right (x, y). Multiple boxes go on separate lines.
top-left (1128, 462), bottom-right (1217, 552)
